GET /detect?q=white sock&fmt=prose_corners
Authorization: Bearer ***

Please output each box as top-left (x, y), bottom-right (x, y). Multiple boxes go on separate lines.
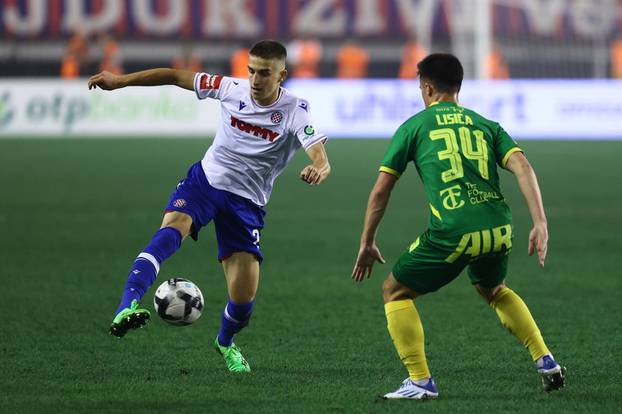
top-left (412, 378), bottom-right (431, 386)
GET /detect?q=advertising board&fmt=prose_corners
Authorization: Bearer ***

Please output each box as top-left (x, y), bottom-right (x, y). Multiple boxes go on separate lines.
top-left (1, 79), bottom-right (621, 139)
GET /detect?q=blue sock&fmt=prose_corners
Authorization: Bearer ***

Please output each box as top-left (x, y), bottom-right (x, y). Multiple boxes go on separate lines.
top-left (217, 299), bottom-right (255, 347)
top-left (115, 227), bottom-right (182, 315)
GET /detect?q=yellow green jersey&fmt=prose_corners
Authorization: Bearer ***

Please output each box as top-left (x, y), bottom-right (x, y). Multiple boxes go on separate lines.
top-left (380, 101), bottom-right (522, 237)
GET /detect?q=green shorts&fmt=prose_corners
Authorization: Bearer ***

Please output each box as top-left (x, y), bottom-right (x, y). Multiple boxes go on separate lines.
top-left (392, 224), bottom-right (514, 294)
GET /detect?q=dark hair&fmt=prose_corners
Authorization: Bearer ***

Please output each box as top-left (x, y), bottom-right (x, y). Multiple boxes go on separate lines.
top-left (417, 53), bottom-right (464, 93)
top-left (249, 40), bottom-right (287, 61)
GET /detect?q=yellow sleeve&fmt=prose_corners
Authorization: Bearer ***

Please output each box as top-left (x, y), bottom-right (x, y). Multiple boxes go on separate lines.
top-left (501, 147), bottom-right (523, 167)
top-left (379, 166), bottom-right (401, 178)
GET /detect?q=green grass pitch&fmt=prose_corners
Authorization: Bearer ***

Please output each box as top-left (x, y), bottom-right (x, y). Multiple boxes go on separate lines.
top-left (1, 138), bottom-right (621, 413)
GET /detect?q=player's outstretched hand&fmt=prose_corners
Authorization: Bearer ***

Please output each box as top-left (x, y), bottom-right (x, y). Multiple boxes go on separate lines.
top-left (300, 164), bottom-right (329, 185)
top-left (88, 71), bottom-right (123, 91)
top-left (352, 244), bottom-right (386, 282)
top-left (528, 222), bottom-right (548, 267)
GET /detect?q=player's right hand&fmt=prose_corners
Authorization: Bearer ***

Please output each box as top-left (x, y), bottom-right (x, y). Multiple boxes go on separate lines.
top-left (528, 222), bottom-right (548, 267)
top-left (300, 164), bottom-right (330, 185)
top-left (352, 243), bottom-right (386, 282)
top-left (88, 71), bottom-right (123, 90)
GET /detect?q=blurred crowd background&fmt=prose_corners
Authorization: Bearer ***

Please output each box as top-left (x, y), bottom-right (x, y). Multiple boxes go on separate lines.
top-left (0, 0), bottom-right (621, 80)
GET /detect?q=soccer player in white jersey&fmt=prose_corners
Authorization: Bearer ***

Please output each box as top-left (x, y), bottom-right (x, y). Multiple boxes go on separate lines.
top-left (88, 40), bottom-right (331, 372)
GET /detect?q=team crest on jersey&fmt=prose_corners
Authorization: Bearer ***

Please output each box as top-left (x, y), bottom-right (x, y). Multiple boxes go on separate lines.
top-left (270, 111), bottom-right (283, 124)
top-left (173, 199), bottom-right (187, 208)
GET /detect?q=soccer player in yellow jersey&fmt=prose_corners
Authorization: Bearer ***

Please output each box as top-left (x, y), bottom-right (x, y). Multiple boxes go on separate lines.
top-left (352, 53), bottom-right (565, 399)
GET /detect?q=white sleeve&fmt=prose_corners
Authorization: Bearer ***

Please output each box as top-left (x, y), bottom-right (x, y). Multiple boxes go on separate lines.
top-left (291, 99), bottom-right (327, 150)
top-left (193, 73), bottom-right (234, 100)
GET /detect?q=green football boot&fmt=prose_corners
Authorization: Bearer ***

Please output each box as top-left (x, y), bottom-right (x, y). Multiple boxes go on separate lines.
top-left (109, 299), bottom-right (151, 338)
top-left (214, 337), bottom-right (251, 373)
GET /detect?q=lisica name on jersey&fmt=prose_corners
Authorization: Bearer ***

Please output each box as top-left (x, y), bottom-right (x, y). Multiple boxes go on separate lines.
top-left (230, 116), bottom-right (279, 142)
top-left (435, 113), bottom-right (473, 126)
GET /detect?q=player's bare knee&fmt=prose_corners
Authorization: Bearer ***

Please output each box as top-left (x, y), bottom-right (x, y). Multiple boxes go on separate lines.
top-left (223, 252), bottom-right (260, 304)
top-left (475, 283), bottom-right (505, 303)
top-left (227, 281), bottom-right (257, 304)
top-left (382, 274), bottom-right (417, 303)
top-left (381, 278), bottom-right (392, 302)
top-left (161, 211), bottom-right (192, 239)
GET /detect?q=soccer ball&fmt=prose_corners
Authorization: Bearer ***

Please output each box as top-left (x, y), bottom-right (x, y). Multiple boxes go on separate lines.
top-left (154, 278), bottom-right (204, 325)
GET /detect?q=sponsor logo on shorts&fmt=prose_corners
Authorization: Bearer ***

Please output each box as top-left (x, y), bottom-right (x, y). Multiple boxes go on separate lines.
top-left (270, 110), bottom-right (283, 124)
top-left (173, 199), bottom-right (187, 208)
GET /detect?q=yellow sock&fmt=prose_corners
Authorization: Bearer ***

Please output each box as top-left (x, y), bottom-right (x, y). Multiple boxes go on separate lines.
top-left (490, 287), bottom-right (550, 361)
top-left (384, 299), bottom-right (431, 380)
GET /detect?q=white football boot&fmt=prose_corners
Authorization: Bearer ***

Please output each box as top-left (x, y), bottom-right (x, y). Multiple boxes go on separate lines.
top-left (383, 377), bottom-right (439, 400)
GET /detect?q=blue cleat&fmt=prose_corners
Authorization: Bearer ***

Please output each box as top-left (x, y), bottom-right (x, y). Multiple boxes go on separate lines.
top-left (537, 355), bottom-right (566, 392)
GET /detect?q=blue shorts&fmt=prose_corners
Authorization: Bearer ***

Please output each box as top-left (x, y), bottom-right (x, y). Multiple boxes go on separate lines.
top-left (165, 162), bottom-right (265, 263)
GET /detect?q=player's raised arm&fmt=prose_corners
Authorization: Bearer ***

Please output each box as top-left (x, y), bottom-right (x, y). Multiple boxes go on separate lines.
top-left (351, 172), bottom-right (398, 282)
top-left (300, 142), bottom-right (331, 185)
top-left (88, 68), bottom-right (195, 91)
top-left (505, 151), bottom-right (548, 267)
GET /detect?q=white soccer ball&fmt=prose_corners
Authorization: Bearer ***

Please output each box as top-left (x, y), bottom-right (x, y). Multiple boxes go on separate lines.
top-left (154, 278), bottom-right (204, 325)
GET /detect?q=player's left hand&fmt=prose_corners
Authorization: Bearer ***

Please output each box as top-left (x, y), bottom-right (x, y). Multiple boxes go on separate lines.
top-left (300, 165), bottom-right (328, 185)
top-left (352, 244), bottom-right (386, 282)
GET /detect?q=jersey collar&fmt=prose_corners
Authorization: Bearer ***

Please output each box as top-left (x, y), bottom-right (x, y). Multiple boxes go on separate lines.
top-left (430, 101), bottom-right (459, 107)
top-left (251, 87), bottom-right (284, 108)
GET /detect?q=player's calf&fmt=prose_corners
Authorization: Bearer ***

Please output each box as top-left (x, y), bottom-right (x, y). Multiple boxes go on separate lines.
top-left (110, 226), bottom-right (184, 336)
